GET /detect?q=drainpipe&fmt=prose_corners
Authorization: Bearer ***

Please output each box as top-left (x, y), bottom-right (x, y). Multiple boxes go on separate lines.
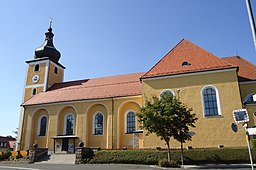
top-left (111, 97), bottom-right (114, 149)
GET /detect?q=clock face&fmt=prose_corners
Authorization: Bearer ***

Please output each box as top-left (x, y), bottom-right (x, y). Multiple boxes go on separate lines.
top-left (32, 75), bottom-right (39, 83)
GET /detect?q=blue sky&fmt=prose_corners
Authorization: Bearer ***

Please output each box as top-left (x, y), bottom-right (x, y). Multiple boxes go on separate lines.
top-left (0, 0), bottom-right (255, 136)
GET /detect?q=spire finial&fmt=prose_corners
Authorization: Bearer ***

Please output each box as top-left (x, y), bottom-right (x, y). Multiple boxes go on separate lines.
top-left (48, 17), bottom-right (53, 32)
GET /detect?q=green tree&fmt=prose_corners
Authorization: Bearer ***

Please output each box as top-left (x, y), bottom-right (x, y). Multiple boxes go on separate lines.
top-left (137, 94), bottom-right (197, 162)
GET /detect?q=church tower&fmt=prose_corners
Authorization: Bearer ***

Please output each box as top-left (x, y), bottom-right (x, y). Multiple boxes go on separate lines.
top-left (23, 23), bottom-right (65, 102)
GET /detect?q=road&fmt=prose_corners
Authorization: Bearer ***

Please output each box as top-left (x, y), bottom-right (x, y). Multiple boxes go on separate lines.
top-left (0, 164), bottom-right (254, 170)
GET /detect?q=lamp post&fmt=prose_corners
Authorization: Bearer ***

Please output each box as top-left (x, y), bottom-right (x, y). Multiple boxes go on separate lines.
top-left (246, 0), bottom-right (256, 50)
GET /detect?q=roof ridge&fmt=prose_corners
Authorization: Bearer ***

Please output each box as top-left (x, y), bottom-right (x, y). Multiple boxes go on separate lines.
top-left (48, 80), bottom-right (140, 92)
top-left (53, 72), bottom-right (145, 85)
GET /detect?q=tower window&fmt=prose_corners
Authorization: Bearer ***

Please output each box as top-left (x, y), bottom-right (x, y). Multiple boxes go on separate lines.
top-left (32, 88), bottom-right (37, 95)
top-left (34, 64), bottom-right (40, 72)
top-left (54, 67), bottom-right (58, 75)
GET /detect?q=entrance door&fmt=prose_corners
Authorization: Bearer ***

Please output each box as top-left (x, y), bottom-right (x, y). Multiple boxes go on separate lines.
top-left (62, 138), bottom-right (69, 151)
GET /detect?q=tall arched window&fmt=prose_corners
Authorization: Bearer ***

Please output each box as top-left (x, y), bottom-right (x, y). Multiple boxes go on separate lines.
top-left (202, 86), bottom-right (221, 116)
top-left (126, 111), bottom-right (136, 133)
top-left (65, 114), bottom-right (74, 135)
top-left (39, 116), bottom-right (47, 136)
top-left (94, 113), bottom-right (103, 135)
top-left (160, 89), bottom-right (174, 98)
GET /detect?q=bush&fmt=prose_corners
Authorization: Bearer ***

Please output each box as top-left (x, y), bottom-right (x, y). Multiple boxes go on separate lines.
top-left (82, 148), bottom-right (256, 165)
top-left (81, 148), bottom-right (95, 163)
top-left (251, 139), bottom-right (256, 149)
top-left (0, 151), bottom-right (12, 161)
top-left (159, 159), bottom-right (180, 168)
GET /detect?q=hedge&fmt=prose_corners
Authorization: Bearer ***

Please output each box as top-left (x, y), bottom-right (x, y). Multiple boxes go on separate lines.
top-left (84, 148), bottom-right (256, 165)
top-left (0, 152), bottom-right (12, 161)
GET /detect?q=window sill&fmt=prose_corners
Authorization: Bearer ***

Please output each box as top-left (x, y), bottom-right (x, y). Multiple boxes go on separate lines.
top-left (204, 115), bottom-right (223, 118)
top-left (93, 134), bottom-right (103, 136)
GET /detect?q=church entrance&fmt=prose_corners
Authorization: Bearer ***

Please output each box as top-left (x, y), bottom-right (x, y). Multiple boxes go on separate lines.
top-left (52, 135), bottom-right (78, 154)
top-left (62, 138), bottom-right (69, 151)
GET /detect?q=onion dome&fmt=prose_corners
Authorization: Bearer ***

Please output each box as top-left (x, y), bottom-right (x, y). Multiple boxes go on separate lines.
top-left (34, 24), bottom-right (61, 62)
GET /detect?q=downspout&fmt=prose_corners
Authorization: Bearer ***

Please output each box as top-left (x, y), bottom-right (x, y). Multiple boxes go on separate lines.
top-left (111, 97), bottom-right (114, 149)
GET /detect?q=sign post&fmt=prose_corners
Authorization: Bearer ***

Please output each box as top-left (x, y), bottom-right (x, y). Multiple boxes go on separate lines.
top-left (233, 109), bottom-right (254, 170)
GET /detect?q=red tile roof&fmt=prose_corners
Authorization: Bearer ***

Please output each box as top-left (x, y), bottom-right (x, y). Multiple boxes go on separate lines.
top-left (23, 72), bottom-right (145, 106)
top-left (141, 39), bottom-right (237, 79)
top-left (222, 56), bottom-right (256, 81)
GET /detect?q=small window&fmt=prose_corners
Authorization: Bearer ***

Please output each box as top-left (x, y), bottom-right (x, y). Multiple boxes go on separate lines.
top-left (182, 61), bottom-right (191, 66)
top-left (94, 113), bottom-right (103, 135)
top-left (34, 64), bottom-right (40, 72)
top-left (244, 93), bottom-right (256, 104)
top-left (0, 142), bottom-right (2, 147)
top-left (3, 143), bottom-right (6, 147)
top-left (126, 111), bottom-right (136, 133)
top-left (160, 89), bottom-right (174, 98)
top-left (32, 88), bottom-right (37, 96)
top-left (54, 67), bottom-right (58, 75)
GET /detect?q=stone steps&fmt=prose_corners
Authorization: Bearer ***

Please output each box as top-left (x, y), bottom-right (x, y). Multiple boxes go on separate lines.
top-left (35, 154), bottom-right (76, 164)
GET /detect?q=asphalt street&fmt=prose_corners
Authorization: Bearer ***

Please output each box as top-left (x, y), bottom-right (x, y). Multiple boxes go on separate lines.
top-left (0, 164), bottom-right (255, 170)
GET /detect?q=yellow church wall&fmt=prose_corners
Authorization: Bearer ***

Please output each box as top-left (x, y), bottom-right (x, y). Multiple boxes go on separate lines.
top-left (20, 95), bottom-right (143, 151)
top-left (116, 100), bottom-right (141, 149)
top-left (239, 83), bottom-right (256, 127)
top-left (26, 63), bottom-right (46, 86)
top-left (24, 86), bottom-right (44, 102)
top-left (86, 103), bottom-right (108, 148)
top-left (142, 70), bottom-right (246, 149)
top-left (47, 62), bottom-right (64, 88)
top-left (30, 109), bottom-right (49, 148)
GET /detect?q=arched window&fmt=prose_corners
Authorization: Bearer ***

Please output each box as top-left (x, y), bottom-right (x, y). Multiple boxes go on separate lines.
top-left (160, 89), bottom-right (174, 98)
top-left (202, 86), bottom-right (221, 116)
top-left (126, 111), bottom-right (136, 133)
top-left (39, 116), bottom-right (47, 136)
top-left (54, 67), bottom-right (58, 75)
top-left (244, 93), bottom-right (256, 104)
top-left (65, 114), bottom-right (74, 135)
top-left (94, 113), bottom-right (103, 135)
top-left (32, 88), bottom-right (37, 96)
top-left (34, 64), bottom-right (40, 72)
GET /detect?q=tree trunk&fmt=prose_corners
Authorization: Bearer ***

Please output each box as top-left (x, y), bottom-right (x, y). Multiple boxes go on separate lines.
top-left (166, 141), bottom-right (171, 162)
top-left (181, 140), bottom-right (184, 165)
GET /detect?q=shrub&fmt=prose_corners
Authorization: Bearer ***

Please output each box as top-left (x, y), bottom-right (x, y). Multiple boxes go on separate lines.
top-left (251, 139), bottom-right (256, 149)
top-left (82, 148), bottom-right (256, 165)
top-left (159, 159), bottom-right (180, 168)
top-left (81, 148), bottom-right (95, 163)
top-left (0, 151), bottom-right (12, 161)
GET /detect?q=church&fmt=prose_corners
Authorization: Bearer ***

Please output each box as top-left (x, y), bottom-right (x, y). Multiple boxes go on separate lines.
top-left (17, 24), bottom-right (256, 153)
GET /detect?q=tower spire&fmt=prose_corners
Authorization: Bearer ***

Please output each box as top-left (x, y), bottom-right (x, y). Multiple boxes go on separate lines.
top-left (34, 18), bottom-right (61, 62)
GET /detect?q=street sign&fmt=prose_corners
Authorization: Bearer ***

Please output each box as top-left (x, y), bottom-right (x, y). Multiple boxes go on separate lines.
top-left (247, 128), bottom-right (256, 135)
top-left (233, 109), bottom-right (249, 123)
top-left (253, 94), bottom-right (256, 102)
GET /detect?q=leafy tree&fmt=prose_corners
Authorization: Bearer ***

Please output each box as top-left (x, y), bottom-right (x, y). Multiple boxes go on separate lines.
top-left (137, 94), bottom-right (197, 162)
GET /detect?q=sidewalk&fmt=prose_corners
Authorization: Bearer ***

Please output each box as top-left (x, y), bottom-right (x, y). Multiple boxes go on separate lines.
top-left (183, 164), bottom-right (253, 169)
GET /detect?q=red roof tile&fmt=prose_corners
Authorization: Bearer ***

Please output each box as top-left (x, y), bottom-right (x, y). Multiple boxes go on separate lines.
top-left (222, 56), bottom-right (256, 81)
top-left (23, 72), bottom-right (145, 106)
top-left (141, 39), bottom-right (237, 79)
